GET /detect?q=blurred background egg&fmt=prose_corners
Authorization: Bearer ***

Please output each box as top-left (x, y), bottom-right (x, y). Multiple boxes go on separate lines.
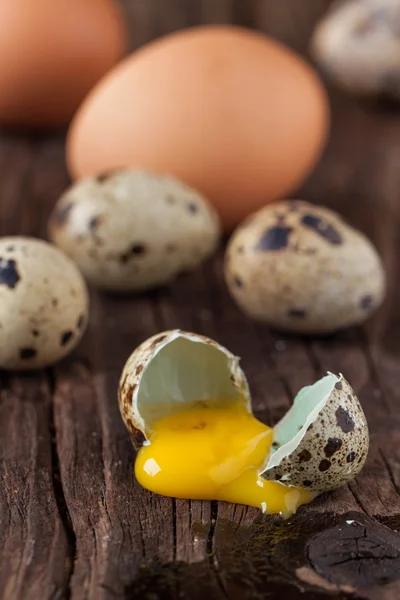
top-left (67, 25), bottom-right (330, 230)
top-left (0, 0), bottom-right (127, 129)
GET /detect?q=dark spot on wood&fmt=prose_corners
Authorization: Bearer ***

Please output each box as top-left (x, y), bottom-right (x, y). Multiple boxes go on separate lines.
top-left (256, 226), bottom-right (293, 251)
top-left (60, 331), bottom-right (74, 346)
top-left (335, 381), bottom-right (343, 390)
top-left (136, 364), bottom-right (144, 376)
top-left (166, 244), bottom-right (176, 253)
top-left (301, 214), bottom-right (343, 245)
top-left (288, 308), bottom-right (307, 318)
top-left (20, 347), bottom-right (37, 360)
top-left (237, 245), bottom-right (244, 254)
top-left (308, 513), bottom-right (400, 588)
top-left (233, 275), bottom-right (244, 289)
top-left (32, 329), bottom-right (39, 337)
top-left (52, 298), bottom-right (58, 308)
top-left (51, 202), bottom-right (73, 226)
top-left (360, 295), bottom-right (374, 310)
top-left (347, 452), bottom-right (357, 463)
top-left (77, 315), bottom-right (85, 329)
top-left (319, 459), bottom-right (331, 472)
top-left (188, 203), bottom-right (198, 214)
top-left (0, 257), bottom-right (20, 289)
top-left (166, 195), bottom-right (175, 204)
top-left (303, 480), bottom-right (312, 487)
top-left (324, 438), bottom-right (343, 457)
top-left (298, 449), bottom-right (312, 463)
top-left (335, 406), bottom-right (355, 433)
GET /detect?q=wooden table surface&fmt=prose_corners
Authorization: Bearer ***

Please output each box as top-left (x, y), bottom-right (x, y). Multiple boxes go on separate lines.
top-left (2, 1), bottom-right (400, 599)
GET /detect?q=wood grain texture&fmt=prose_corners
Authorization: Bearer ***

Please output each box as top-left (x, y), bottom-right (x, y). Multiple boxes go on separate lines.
top-left (2, 1), bottom-right (400, 598)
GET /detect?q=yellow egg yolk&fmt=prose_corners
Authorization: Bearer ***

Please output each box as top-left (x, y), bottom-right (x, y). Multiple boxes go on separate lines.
top-left (135, 401), bottom-right (316, 518)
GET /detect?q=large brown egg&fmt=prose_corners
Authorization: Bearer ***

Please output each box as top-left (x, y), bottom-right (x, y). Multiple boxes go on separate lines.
top-left (0, 0), bottom-right (126, 128)
top-left (67, 26), bottom-right (329, 230)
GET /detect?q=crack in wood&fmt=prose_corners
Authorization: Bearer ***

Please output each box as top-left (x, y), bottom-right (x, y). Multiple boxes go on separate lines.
top-left (379, 449), bottom-right (400, 497)
top-left (46, 369), bottom-right (76, 600)
top-left (207, 501), bottom-right (228, 599)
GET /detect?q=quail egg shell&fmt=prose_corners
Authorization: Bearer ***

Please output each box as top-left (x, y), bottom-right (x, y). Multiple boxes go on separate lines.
top-left (0, 237), bottom-right (89, 370)
top-left (224, 200), bottom-right (386, 334)
top-left (311, 0), bottom-right (400, 101)
top-left (48, 169), bottom-right (221, 292)
top-left (118, 329), bottom-right (251, 446)
top-left (260, 372), bottom-right (369, 492)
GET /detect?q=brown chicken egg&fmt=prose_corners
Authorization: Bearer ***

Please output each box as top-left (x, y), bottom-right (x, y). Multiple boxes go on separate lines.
top-left (0, 0), bottom-right (126, 128)
top-left (67, 26), bottom-right (330, 230)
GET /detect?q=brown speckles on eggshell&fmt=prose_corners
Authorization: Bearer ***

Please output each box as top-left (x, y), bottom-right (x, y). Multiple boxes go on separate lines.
top-left (335, 405), bottom-right (355, 433)
top-left (324, 437), bottom-right (343, 457)
top-left (301, 214), bottom-right (343, 245)
top-left (0, 257), bottom-right (20, 289)
top-left (347, 451), bottom-right (357, 463)
top-left (256, 226), bottom-right (292, 251)
top-left (20, 347), bottom-right (37, 360)
top-left (96, 171), bottom-right (115, 183)
top-left (60, 331), bottom-right (74, 346)
top-left (298, 449), bottom-right (312, 462)
top-left (319, 459), bottom-right (331, 472)
top-left (360, 295), bottom-right (374, 310)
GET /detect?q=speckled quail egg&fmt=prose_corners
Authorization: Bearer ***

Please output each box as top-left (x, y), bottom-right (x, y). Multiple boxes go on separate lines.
top-left (118, 329), bottom-right (369, 516)
top-left (260, 372), bottom-right (369, 492)
top-left (0, 237), bottom-right (89, 370)
top-left (48, 169), bottom-right (221, 293)
top-left (224, 200), bottom-right (386, 334)
top-left (311, 0), bottom-right (400, 101)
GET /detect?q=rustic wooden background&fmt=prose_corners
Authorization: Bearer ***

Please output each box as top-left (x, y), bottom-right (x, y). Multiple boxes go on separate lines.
top-left (2, 1), bottom-right (400, 598)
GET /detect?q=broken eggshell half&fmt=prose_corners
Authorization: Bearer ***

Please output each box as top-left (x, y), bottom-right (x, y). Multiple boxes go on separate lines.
top-left (118, 329), bottom-right (251, 447)
top-left (260, 372), bottom-right (369, 492)
top-left (118, 330), bottom-right (369, 494)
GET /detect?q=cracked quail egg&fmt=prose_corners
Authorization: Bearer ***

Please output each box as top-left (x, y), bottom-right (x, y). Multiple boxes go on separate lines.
top-left (311, 0), bottom-right (400, 101)
top-left (118, 329), bottom-right (369, 517)
top-left (0, 237), bottom-right (89, 370)
top-left (48, 169), bottom-right (221, 293)
top-left (224, 200), bottom-right (386, 334)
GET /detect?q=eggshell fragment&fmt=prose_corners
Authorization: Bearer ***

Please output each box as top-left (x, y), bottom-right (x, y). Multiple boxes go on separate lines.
top-left (225, 200), bottom-right (386, 334)
top-left (49, 170), bottom-right (221, 292)
top-left (311, 0), bottom-right (400, 101)
top-left (118, 330), bottom-right (250, 447)
top-left (0, 237), bottom-right (89, 370)
top-left (261, 373), bottom-right (369, 492)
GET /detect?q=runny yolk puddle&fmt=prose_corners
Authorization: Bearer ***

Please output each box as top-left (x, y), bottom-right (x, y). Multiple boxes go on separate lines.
top-left (135, 401), bottom-right (316, 517)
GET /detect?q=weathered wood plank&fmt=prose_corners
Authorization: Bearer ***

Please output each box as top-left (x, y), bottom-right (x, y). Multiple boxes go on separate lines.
top-left (3, 1), bottom-right (400, 599)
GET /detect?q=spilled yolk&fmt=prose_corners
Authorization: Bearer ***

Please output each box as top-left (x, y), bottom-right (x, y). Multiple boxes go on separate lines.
top-left (135, 401), bottom-right (316, 517)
